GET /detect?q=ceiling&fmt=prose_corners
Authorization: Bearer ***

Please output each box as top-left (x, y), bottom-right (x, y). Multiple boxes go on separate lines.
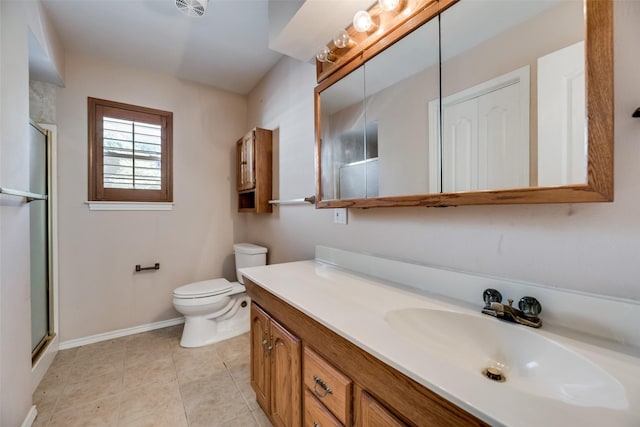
top-left (39, 0), bottom-right (376, 95)
top-left (40, 0), bottom-right (282, 94)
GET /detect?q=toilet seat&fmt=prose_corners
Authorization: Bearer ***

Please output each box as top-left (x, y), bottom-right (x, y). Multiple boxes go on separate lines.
top-left (173, 278), bottom-right (233, 299)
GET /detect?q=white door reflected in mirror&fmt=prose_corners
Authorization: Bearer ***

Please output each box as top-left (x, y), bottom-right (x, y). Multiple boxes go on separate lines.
top-left (537, 41), bottom-right (586, 186)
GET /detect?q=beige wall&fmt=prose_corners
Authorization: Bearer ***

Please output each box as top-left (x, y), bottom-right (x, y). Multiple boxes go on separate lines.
top-left (0, 2), bottom-right (36, 425)
top-left (246, 1), bottom-right (640, 302)
top-left (56, 52), bottom-right (248, 342)
top-left (246, 58), bottom-right (335, 262)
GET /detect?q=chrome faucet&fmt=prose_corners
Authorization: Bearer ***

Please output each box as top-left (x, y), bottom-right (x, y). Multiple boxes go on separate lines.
top-left (481, 289), bottom-right (542, 328)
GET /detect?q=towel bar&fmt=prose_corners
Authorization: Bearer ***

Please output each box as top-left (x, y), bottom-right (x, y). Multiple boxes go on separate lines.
top-left (269, 195), bottom-right (316, 205)
top-left (0, 187), bottom-right (47, 202)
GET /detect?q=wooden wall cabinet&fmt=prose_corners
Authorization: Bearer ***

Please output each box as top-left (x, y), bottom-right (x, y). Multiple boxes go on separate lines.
top-left (237, 128), bottom-right (272, 213)
top-left (250, 303), bottom-right (301, 427)
top-left (247, 281), bottom-right (489, 427)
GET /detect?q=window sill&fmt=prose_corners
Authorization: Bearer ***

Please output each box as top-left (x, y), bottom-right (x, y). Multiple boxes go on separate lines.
top-left (86, 201), bottom-right (174, 211)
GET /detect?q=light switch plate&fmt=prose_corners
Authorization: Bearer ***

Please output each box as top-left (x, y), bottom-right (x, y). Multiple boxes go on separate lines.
top-left (334, 208), bottom-right (348, 224)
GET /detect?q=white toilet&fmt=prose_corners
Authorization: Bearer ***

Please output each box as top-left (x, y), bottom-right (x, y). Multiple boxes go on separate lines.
top-left (172, 243), bottom-right (267, 348)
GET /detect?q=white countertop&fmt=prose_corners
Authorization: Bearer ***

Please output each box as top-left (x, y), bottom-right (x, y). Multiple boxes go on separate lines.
top-left (240, 259), bottom-right (640, 427)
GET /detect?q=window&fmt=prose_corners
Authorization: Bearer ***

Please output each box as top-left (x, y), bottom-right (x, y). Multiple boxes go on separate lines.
top-left (88, 97), bottom-right (173, 202)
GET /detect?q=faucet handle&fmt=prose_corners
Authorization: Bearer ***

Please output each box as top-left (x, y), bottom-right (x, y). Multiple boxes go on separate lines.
top-left (483, 289), bottom-right (502, 308)
top-left (519, 296), bottom-right (542, 318)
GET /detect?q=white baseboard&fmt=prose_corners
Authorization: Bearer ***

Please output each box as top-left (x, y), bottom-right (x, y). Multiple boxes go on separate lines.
top-left (59, 317), bottom-right (184, 350)
top-left (21, 406), bottom-right (37, 427)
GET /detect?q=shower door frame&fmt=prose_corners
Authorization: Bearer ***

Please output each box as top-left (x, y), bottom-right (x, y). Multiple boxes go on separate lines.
top-left (30, 122), bottom-right (59, 391)
top-left (30, 121), bottom-right (54, 363)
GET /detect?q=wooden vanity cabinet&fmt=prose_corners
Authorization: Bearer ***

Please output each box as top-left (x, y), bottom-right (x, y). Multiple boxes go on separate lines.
top-left (356, 389), bottom-right (405, 427)
top-left (250, 303), bottom-right (301, 427)
top-left (247, 279), bottom-right (489, 427)
top-left (237, 128), bottom-right (272, 213)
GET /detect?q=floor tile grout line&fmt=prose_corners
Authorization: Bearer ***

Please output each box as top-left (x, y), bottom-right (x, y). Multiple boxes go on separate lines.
top-left (170, 341), bottom-right (192, 426)
top-left (224, 359), bottom-right (252, 409)
top-left (223, 357), bottom-right (261, 426)
top-left (114, 371), bottom-right (125, 427)
top-left (39, 351), bottom-right (77, 427)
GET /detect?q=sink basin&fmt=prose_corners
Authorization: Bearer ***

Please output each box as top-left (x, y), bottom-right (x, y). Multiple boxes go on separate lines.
top-left (385, 308), bottom-right (627, 409)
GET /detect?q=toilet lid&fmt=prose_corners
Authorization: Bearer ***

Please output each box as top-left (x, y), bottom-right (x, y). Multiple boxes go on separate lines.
top-left (173, 278), bottom-right (233, 298)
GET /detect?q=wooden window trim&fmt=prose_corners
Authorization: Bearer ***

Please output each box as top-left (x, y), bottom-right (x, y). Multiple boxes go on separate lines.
top-left (88, 97), bottom-right (173, 202)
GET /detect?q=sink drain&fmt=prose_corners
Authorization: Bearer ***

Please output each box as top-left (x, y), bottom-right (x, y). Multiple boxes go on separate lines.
top-left (482, 367), bottom-right (506, 382)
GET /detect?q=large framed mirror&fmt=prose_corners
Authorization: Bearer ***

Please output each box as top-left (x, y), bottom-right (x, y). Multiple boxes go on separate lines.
top-left (314, 0), bottom-right (613, 208)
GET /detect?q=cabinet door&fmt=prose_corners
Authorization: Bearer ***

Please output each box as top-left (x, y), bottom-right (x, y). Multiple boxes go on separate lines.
top-left (237, 131), bottom-right (255, 191)
top-left (358, 391), bottom-right (406, 427)
top-left (270, 320), bottom-right (302, 427)
top-left (250, 303), bottom-right (271, 414)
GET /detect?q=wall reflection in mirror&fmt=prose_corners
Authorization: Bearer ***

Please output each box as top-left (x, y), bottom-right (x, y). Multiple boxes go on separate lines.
top-left (318, 0), bottom-right (586, 201)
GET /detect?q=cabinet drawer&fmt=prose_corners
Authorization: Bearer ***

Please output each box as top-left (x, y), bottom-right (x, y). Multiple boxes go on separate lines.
top-left (303, 346), bottom-right (352, 425)
top-left (304, 389), bottom-right (343, 427)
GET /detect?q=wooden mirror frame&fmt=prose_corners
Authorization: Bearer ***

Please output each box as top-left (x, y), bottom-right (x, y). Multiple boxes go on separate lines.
top-left (314, 0), bottom-right (613, 209)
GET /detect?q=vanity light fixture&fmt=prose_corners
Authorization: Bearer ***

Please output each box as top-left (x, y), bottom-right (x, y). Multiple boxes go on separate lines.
top-left (333, 30), bottom-right (351, 49)
top-left (316, 46), bottom-right (335, 63)
top-left (378, 0), bottom-right (400, 11)
top-left (353, 10), bottom-right (374, 32)
top-left (318, 1), bottom-right (405, 67)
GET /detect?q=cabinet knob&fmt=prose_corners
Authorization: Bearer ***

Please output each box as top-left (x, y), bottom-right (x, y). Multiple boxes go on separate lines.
top-left (313, 422), bottom-right (320, 427)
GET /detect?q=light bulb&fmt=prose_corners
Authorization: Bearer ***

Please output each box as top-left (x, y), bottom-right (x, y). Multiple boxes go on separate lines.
top-left (378, 0), bottom-right (399, 11)
top-left (333, 30), bottom-right (350, 49)
top-left (353, 10), bottom-right (373, 32)
top-left (316, 46), bottom-right (332, 63)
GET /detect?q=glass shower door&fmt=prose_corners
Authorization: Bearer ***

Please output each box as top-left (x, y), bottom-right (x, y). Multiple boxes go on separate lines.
top-left (29, 122), bottom-right (51, 357)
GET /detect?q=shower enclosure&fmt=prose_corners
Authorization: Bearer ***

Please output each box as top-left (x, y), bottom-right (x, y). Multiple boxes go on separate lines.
top-left (29, 122), bottom-right (53, 361)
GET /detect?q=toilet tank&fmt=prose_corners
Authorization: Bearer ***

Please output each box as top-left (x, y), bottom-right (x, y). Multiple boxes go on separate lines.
top-left (233, 243), bottom-right (268, 284)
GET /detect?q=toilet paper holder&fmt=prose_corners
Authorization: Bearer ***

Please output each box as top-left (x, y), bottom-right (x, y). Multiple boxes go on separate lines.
top-left (135, 263), bottom-right (160, 272)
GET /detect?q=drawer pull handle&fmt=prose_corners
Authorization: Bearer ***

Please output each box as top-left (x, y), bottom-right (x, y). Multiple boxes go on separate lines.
top-left (313, 422), bottom-right (320, 427)
top-left (312, 375), bottom-right (332, 398)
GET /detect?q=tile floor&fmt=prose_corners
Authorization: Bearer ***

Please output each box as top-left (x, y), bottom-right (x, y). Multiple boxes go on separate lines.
top-left (32, 325), bottom-right (273, 427)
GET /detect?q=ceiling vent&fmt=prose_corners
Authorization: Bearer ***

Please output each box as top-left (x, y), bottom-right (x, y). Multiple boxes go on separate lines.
top-left (176, 0), bottom-right (208, 17)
